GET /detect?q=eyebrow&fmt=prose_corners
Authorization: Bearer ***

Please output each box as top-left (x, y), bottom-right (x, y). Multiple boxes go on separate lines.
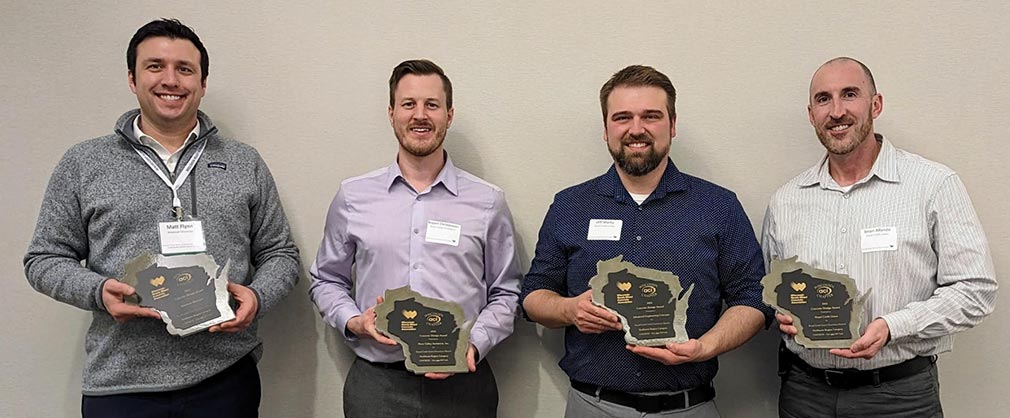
top-left (813, 85), bottom-right (862, 98)
top-left (141, 57), bottom-right (196, 67)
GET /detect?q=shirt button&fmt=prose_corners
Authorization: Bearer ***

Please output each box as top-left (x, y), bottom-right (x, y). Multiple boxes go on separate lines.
top-left (841, 227), bottom-right (847, 233)
top-left (413, 228), bottom-right (419, 234)
top-left (636, 236), bottom-right (642, 241)
top-left (635, 371), bottom-right (642, 377)
top-left (843, 194), bottom-right (851, 199)
top-left (638, 207), bottom-right (643, 211)
top-left (413, 264), bottom-right (420, 270)
top-left (839, 263), bottom-right (845, 270)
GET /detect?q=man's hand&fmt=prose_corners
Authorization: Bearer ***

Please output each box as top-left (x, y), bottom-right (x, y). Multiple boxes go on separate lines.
top-left (567, 290), bottom-right (622, 334)
top-left (346, 296), bottom-right (397, 345)
top-left (775, 312), bottom-right (798, 336)
top-left (829, 318), bottom-right (890, 359)
top-left (210, 282), bottom-right (259, 333)
top-left (101, 279), bottom-right (161, 323)
top-left (626, 339), bottom-right (711, 365)
top-left (425, 344), bottom-right (478, 380)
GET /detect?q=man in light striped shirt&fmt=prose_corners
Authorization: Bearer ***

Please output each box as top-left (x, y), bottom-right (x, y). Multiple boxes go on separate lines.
top-left (762, 57), bottom-right (997, 417)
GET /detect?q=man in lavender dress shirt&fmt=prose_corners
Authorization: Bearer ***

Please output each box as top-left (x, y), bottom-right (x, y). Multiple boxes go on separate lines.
top-left (309, 59), bottom-right (521, 418)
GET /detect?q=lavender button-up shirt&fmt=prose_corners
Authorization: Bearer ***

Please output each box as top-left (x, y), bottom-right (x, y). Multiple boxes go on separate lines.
top-left (310, 155), bottom-right (521, 363)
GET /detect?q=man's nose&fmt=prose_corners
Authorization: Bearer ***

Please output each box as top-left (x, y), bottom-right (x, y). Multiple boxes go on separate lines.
top-left (629, 117), bottom-right (646, 135)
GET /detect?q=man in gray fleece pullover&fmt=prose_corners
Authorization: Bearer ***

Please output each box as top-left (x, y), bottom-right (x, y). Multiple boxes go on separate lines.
top-left (24, 19), bottom-right (299, 418)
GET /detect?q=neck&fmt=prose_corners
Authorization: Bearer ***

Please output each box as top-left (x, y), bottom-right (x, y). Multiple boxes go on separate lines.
top-left (397, 148), bottom-right (446, 192)
top-left (139, 114), bottom-right (196, 153)
top-left (828, 134), bottom-right (881, 187)
top-left (616, 158), bottom-right (668, 195)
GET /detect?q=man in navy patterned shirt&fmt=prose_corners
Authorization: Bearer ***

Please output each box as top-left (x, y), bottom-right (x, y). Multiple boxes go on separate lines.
top-left (521, 65), bottom-right (770, 418)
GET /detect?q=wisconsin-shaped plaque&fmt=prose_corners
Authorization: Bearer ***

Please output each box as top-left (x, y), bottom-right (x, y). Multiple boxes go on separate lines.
top-left (761, 256), bottom-right (869, 348)
top-left (590, 255), bottom-right (694, 346)
top-left (120, 252), bottom-right (235, 337)
top-left (374, 286), bottom-right (471, 374)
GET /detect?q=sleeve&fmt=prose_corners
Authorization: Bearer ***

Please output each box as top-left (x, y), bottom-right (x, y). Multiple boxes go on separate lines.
top-left (245, 151), bottom-right (301, 317)
top-left (469, 190), bottom-right (521, 359)
top-left (519, 197), bottom-right (570, 318)
top-left (23, 150), bottom-right (109, 311)
top-left (308, 186), bottom-right (363, 340)
top-left (881, 174), bottom-right (998, 341)
top-left (718, 194), bottom-right (773, 322)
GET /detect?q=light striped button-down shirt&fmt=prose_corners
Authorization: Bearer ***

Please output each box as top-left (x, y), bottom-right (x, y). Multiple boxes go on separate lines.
top-left (762, 135), bottom-right (997, 370)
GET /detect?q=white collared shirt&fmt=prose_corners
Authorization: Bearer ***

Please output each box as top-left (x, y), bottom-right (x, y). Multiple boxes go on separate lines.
top-left (133, 115), bottom-right (201, 172)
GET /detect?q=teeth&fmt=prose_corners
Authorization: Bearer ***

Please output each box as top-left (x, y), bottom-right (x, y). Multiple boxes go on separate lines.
top-left (830, 124), bottom-right (850, 131)
top-left (411, 127), bottom-right (431, 132)
top-left (627, 142), bottom-right (648, 147)
top-left (159, 94), bottom-right (182, 101)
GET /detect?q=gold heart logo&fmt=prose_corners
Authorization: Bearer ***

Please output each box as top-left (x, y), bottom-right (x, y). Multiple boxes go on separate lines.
top-left (790, 282), bottom-right (806, 292)
top-left (150, 276), bottom-right (166, 287)
top-left (617, 282), bottom-right (632, 292)
top-left (402, 310), bottom-right (417, 319)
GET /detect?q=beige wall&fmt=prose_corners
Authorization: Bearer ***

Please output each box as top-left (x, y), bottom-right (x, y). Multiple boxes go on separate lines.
top-left (2, 1), bottom-right (1008, 417)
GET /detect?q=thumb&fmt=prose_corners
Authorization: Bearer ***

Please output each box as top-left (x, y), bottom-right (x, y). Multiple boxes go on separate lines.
top-left (105, 280), bottom-right (136, 296)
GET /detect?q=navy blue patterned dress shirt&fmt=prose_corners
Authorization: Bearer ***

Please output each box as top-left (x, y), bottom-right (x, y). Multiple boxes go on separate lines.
top-left (521, 160), bottom-right (770, 392)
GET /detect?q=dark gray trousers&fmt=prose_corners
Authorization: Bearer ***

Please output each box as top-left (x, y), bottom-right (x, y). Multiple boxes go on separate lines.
top-left (779, 362), bottom-right (943, 418)
top-left (343, 357), bottom-right (499, 418)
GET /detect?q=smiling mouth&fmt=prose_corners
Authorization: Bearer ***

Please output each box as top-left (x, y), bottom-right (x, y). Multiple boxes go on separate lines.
top-left (157, 93), bottom-right (185, 101)
top-left (829, 124), bottom-right (851, 132)
top-left (409, 126), bottom-right (433, 134)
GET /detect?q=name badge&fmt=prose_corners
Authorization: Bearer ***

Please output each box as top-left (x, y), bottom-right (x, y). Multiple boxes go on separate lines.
top-left (425, 220), bottom-right (461, 246)
top-left (158, 221), bottom-right (207, 255)
top-left (861, 227), bottom-right (897, 253)
top-left (587, 219), bottom-right (622, 241)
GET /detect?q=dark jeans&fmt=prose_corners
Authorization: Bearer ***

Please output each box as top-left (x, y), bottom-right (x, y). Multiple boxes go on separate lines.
top-left (779, 361), bottom-right (943, 418)
top-left (82, 354), bottom-right (260, 418)
top-left (343, 357), bottom-right (499, 418)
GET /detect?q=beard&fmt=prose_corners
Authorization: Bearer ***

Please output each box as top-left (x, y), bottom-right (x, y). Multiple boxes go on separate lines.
top-left (395, 123), bottom-right (446, 158)
top-left (816, 108), bottom-right (873, 155)
top-left (609, 133), bottom-right (668, 176)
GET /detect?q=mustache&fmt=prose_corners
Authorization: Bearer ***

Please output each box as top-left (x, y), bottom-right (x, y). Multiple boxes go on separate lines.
top-left (621, 132), bottom-right (654, 144)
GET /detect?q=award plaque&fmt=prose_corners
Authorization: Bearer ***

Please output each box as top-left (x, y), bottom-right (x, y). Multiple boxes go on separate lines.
top-left (590, 255), bottom-right (694, 346)
top-left (374, 286), bottom-right (472, 374)
top-left (761, 256), bottom-right (869, 348)
top-left (120, 252), bottom-right (235, 337)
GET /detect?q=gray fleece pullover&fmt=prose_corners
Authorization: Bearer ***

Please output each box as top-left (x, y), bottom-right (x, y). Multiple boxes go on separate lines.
top-left (24, 109), bottom-right (300, 395)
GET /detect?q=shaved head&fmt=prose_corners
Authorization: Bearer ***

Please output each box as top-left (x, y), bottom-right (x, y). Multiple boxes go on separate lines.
top-left (811, 57), bottom-right (877, 98)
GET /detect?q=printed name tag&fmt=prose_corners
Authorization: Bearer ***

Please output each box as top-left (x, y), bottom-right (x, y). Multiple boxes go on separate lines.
top-left (861, 227), bottom-right (897, 253)
top-left (158, 221), bottom-right (207, 254)
top-left (587, 219), bottom-right (622, 241)
top-left (425, 220), bottom-right (461, 246)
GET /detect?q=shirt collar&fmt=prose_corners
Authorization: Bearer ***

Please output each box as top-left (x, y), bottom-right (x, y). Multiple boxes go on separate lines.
top-left (386, 150), bottom-right (459, 195)
top-left (799, 133), bottom-right (900, 188)
top-left (597, 157), bottom-right (689, 204)
top-left (132, 114), bottom-right (201, 157)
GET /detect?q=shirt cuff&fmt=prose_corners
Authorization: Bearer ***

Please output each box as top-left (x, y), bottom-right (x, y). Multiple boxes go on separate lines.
top-left (879, 311), bottom-right (914, 342)
top-left (470, 326), bottom-right (491, 362)
top-left (334, 306), bottom-right (364, 342)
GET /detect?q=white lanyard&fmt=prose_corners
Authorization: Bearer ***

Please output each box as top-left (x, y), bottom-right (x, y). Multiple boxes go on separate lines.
top-left (133, 140), bottom-right (207, 219)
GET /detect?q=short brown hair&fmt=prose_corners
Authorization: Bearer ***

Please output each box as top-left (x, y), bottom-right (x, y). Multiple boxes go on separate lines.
top-left (388, 59), bottom-right (453, 108)
top-left (599, 65), bottom-right (676, 123)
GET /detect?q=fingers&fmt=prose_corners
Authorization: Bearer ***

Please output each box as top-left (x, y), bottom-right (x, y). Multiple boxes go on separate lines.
top-left (775, 312), bottom-right (798, 336)
top-left (626, 344), bottom-right (691, 366)
top-left (102, 279), bottom-right (160, 323)
top-left (572, 291), bottom-right (622, 334)
top-left (108, 303), bottom-right (161, 323)
top-left (466, 344), bottom-right (477, 373)
top-left (775, 312), bottom-right (793, 325)
top-left (829, 320), bottom-right (888, 359)
top-left (424, 372), bottom-right (454, 380)
top-left (211, 283), bottom-right (258, 333)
